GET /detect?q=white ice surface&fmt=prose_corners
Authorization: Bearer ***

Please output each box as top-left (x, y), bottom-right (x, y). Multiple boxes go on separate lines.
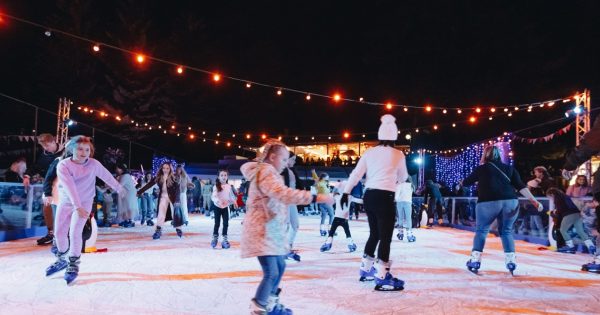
top-left (0, 214), bottom-right (599, 315)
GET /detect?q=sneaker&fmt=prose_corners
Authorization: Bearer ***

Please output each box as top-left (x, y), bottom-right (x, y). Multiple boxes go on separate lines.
top-left (37, 233), bottom-right (54, 246)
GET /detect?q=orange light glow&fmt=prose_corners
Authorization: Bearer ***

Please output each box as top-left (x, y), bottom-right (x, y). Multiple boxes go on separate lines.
top-left (176, 66), bottom-right (184, 74)
top-left (403, 107), bottom-right (408, 112)
top-left (92, 45), bottom-right (100, 52)
top-left (136, 54), bottom-right (145, 63)
top-left (333, 94), bottom-right (341, 102)
top-left (469, 116), bottom-right (476, 123)
top-left (213, 73), bottom-right (221, 82)
top-left (246, 83), bottom-right (252, 88)
top-left (457, 109), bottom-right (462, 114)
top-left (277, 89), bottom-right (282, 96)
top-left (306, 94), bottom-right (311, 100)
top-left (246, 134), bottom-right (251, 139)
top-left (386, 103), bottom-right (393, 110)
top-left (475, 107), bottom-right (481, 113)
top-left (343, 132), bottom-right (350, 139)
top-left (261, 134), bottom-right (267, 140)
top-left (433, 125), bottom-right (438, 130)
top-left (490, 107), bottom-right (496, 113)
top-left (425, 105), bottom-right (432, 112)
top-left (189, 134), bottom-right (195, 140)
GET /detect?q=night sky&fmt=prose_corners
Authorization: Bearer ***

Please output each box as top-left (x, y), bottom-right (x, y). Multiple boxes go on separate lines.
top-left (1, 1), bottom-right (599, 170)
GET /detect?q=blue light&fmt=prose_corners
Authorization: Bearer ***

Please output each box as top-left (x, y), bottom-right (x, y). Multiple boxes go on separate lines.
top-left (66, 119), bottom-right (75, 126)
top-left (573, 106), bottom-right (582, 114)
top-left (414, 157), bottom-right (423, 165)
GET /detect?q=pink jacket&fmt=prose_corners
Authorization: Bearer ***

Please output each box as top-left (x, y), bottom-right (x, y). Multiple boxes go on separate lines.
top-left (240, 162), bottom-right (312, 258)
top-left (57, 158), bottom-right (122, 209)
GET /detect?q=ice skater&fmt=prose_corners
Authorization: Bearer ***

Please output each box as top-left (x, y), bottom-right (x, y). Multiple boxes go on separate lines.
top-left (176, 165), bottom-right (195, 226)
top-left (546, 187), bottom-right (596, 254)
top-left (45, 136), bottom-right (123, 285)
top-left (395, 177), bottom-right (415, 242)
top-left (320, 181), bottom-right (357, 253)
top-left (460, 145), bottom-right (542, 275)
top-left (210, 169), bottom-right (237, 249)
top-left (137, 162), bottom-right (185, 239)
top-left (341, 114), bottom-right (408, 291)
top-left (241, 139), bottom-right (333, 314)
top-left (312, 170), bottom-right (334, 236)
top-left (116, 163), bottom-right (138, 228)
top-left (281, 152), bottom-right (305, 261)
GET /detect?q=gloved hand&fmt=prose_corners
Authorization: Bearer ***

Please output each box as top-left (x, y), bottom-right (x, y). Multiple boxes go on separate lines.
top-left (340, 193), bottom-right (349, 209)
top-left (561, 169), bottom-right (574, 180)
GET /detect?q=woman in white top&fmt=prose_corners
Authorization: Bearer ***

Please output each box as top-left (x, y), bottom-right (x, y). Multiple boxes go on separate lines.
top-left (176, 165), bottom-right (195, 226)
top-left (342, 114), bottom-right (408, 291)
top-left (116, 163), bottom-right (138, 228)
top-left (395, 177), bottom-right (415, 242)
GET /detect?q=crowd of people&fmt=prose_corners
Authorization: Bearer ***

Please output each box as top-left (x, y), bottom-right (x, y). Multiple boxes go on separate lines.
top-left (1, 113), bottom-right (599, 315)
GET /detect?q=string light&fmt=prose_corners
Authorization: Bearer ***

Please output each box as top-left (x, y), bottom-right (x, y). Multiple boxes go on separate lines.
top-left (246, 82), bottom-right (252, 88)
top-left (359, 97), bottom-right (364, 102)
top-left (343, 132), bottom-right (350, 139)
top-left (475, 107), bottom-right (481, 113)
top-left (386, 103), bottom-right (393, 110)
top-left (306, 94), bottom-right (311, 100)
top-left (333, 93), bottom-right (342, 102)
top-left (136, 54), bottom-right (145, 63)
top-left (189, 134), bottom-right (195, 140)
top-left (433, 125), bottom-right (438, 130)
top-left (442, 109), bottom-right (447, 114)
top-left (490, 107), bottom-right (496, 113)
top-left (277, 89), bottom-right (283, 96)
top-left (425, 105), bottom-right (432, 112)
top-left (261, 134), bottom-right (267, 140)
top-left (176, 66), bottom-right (184, 74)
top-left (403, 107), bottom-right (408, 112)
top-left (246, 134), bottom-right (251, 139)
top-left (469, 116), bottom-right (476, 123)
top-left (457, 109), bottom-right (462, 114)
top-left (92, 44), bottom-right (100, 52)
top-left (504, 108), bottom-right (509, 112)
top-left (213, 73), bottom-right (221, 82)
top-left (452, 123), bottom-right (456, 127)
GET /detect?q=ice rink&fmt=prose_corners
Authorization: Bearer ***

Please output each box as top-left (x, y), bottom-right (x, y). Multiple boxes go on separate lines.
top-left (0, 214), bottom-right (598, 315)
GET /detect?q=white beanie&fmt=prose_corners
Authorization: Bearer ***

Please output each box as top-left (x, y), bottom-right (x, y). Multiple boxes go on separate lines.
top-left (378, 114), bottom-right (398, 141)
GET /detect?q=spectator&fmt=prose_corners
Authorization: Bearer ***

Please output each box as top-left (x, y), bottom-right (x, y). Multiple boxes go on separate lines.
top-left (4, 157), bottom-right (28, 183)
top-left (566, 175), bottom-right (592, 198)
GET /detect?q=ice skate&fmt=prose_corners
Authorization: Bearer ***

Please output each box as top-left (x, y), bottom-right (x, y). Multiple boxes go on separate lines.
top-left (359, 254), bottom-right (376, 282)
top-left (584, 240), bottom-right (596, 255)
top-left (211, 235), bottom-right (218, 248)
top-left (558, 240), bottom-right (577, 254)
top-left (466, 250), bottom-right (482, 274)
top-left (222, 235), bottom-right (230, 249)
top-left (267, 288), bottom-right (293, 315)
top-left (347, 238), bottom-right (357, 252)
top-left (320, 237), bottom-right (333, 252)
top-left (287, 250), bottom-right (301, 262)
top-left (176, 228), bottom-right (183, 238)
top-left (374, 260), bottom-right (404, 291)
top-left (396, 230), bottom-right (404, 241)
top-left (505, 252), bottom-right (517, 276)
top-left (152, 226), bottom-right (162, 240)
top-left (146, 219), bottom-right (154, 226)
top-left (64, 256), bottom-right (80, 285)
top-left (45, 250), bottom-right (68, 276)
top-left (582, 255), bottom-right (600, 273)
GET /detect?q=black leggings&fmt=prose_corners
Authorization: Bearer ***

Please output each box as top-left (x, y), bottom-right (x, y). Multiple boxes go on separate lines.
top-left (350, 202), bottom-right (362, 219)
top-left (328, 217), bottom-right (351, 238)
top-left (363, 189), bottom-right (396, 262)
top-left (212, 205), bottom-right (229, 236)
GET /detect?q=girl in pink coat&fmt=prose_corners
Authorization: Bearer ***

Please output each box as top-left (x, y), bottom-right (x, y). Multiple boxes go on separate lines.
top-left (241, 139), bottom-right (332, 315)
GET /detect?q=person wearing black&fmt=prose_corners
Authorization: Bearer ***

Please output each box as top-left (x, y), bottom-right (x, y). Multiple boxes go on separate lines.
top-left (348, 181), bottom-right (364, 220)
top-left (423, 179), bottom-right (444, 227)
top-left (281, 152), bottom-right (304, 261)
top-left (35, 134), bottom-right (64, 246)
top-left (460, 145), bottom-right (542, 275)
top-left (546, 188), bottom-right (596, 254)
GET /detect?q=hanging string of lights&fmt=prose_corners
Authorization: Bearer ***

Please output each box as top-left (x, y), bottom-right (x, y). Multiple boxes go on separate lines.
top-left (0, 12), bottom-right (582, 113)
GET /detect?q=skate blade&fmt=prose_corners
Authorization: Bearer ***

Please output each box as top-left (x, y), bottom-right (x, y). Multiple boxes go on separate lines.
top-left (374, 285), bottom-right (404, 291)
top-left (467, 268), bottom-right (481, 275)
top-left (359, 276), bottom-right (375, 282)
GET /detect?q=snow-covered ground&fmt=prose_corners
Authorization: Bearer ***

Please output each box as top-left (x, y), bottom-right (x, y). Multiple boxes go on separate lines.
top-left (0, 214), bottom-right (598, 315)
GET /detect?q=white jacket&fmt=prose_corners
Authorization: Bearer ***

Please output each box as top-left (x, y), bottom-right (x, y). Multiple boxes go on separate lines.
top-left (395, 182), bottom-right (413, 203)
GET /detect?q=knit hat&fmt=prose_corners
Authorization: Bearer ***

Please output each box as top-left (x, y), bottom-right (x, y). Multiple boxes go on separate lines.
top-left (378, 114), bottom-right (398, 141)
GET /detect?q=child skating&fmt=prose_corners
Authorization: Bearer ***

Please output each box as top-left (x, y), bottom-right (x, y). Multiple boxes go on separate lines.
top-left (45, 136), bottom-right (123, 285)
top-left (320, 181), bottom-right (357, 253)
top-left (241, 139), bottom-right (333, 314)
top-left (395, 177), bottom-right (416, 242)
top-left (211, 169), bottom-right (237, 249)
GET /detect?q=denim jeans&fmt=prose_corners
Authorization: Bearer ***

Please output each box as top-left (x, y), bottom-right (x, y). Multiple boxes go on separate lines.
top-left (396, 201), bottom-right (412, 229)
top-left (472, 199), bottom-right (519, 253)
top-left (255, 255), bottom-right (286, 307)
top-left (140, 194), bottom-right (154, 220)
top-left (319, 203), bottom-right (334, 225)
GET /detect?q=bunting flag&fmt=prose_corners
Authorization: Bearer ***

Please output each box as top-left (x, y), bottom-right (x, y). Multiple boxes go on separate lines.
top-left (0, 135), bottom-right (37, 142)
top-left (511, 123), bottom-right (573, 144)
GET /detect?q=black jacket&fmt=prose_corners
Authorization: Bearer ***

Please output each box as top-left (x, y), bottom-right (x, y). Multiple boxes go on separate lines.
top-left (281, 167), bottom-right (305, 190)
top-left (463, 161), bottom-right (526, 203)
top-left (43, 158), bottom-right (61, 196)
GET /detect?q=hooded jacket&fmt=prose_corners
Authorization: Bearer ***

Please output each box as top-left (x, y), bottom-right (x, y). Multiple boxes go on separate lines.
top-left (240, 162), bottom-right (312, 258)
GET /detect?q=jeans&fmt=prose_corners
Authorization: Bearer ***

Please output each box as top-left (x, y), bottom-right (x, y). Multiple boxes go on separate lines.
top-left (472, 199), bottom-right (519, 253)
top-left (363, 189), bottom-right (396, 262)
top-left (140, 194), bottom-right (154, 221)
top-left (396, 201), bottom-right (412, 229)
top-left (560, 213), bottom-right (589, 242)
top-left (427, 197), bottom-right (444, 221)
top-left (319, 203), bottom-right (334, 225)
top-left (255, 255), bottom-right (286, 307)
top-left (212, 205), bottom-right (229, 236)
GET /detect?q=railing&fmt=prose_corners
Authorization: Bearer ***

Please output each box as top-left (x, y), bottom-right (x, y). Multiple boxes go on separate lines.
top-left (0, 182), bottom-right (44, 230)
